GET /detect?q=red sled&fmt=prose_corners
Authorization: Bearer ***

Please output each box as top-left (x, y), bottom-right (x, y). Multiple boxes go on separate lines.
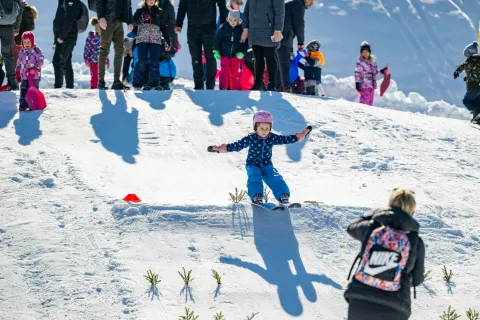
top-left (25, 75), bottom-right (47, 110)
top-left (0, 84), bottom-right (8, 91)
top-left (238, 61), bottom-right (254, 91)
top-left (380, 72), bottom-right (391, 96)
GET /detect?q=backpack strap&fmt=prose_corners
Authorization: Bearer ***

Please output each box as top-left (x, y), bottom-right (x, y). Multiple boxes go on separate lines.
top-left (347, 253), bottom-right (361, 280)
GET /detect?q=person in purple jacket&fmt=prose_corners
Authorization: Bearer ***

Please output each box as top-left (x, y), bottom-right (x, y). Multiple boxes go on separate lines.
top-left (355, 41), bottom-right (388, 106)
top-left (15, 31), bottom-right (43, 111)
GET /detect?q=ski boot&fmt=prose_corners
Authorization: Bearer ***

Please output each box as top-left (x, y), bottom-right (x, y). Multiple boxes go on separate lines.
top-left (279, 193), bottom-right (290, 205)
top-left (252, 193), bottom-right (263, 204)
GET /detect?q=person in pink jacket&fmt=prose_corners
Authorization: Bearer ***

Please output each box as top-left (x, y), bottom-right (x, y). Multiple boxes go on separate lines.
top-left (15, 31), bottom-right (44, 111)
top-left (84, 18), bottom-right (110, 89)
top-left (355, 41), bottom-right (388, 106)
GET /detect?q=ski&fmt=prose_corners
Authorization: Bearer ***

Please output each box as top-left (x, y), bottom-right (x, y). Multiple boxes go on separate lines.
top-left (251, 202), bottom-right (286, 211)
top-left (281, 202), bottom-right (302, 209)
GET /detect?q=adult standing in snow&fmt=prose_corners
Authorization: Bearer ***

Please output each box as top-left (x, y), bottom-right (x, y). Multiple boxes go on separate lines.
top-left (53, 0), bottom-right (82, 89)
top-left (12, 1), bottom-right (37, 67)
top-left (96, 0), bottom-right (133, 90)
top-left (240, 0), bottom-right (285, 91)
top-left (276, 0), bottom-right (313, 92)
top-left (354, 41), bottom-right (388, 106)
top-left (344, 188), bottom-right (425, 320)
top-left (0, 0), bottom-right (23, 90)
top-left (454, 41), bottom-right (480, 124)
top-left (176, 0), bottom-right (227, 90)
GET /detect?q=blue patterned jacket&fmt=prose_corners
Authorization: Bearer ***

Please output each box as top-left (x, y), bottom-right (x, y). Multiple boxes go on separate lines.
top-left (227, 132), bottom-right (298, 167)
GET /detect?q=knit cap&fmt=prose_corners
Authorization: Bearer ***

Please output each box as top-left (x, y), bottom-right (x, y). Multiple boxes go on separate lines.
top-left (464, 41), bottom-right (478, 59)
top-left (360, 41), bottom-right (371, 54)
top-left (22, 31), bottom-right (35, 48)
top-left (228, 10), bottom-right (242, 21)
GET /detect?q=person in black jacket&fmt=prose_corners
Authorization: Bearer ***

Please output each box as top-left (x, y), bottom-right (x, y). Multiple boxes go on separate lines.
top-left (53, 0), bottom-right (82, 89)
top-left (276, 0), bottom-right (312, 92)
top-left (175, 0), bottom-right (227, 90)
top-left (0, 0), bottom-right (23, 90)
top-left (344, 188), bottom-right (425, 320)
top-left (132, 0), bottom-right (174, 90)
top-left (12, 1), bottom-right (37, 66)
top-left (214, 11), bottom-right (247, 90)
top-left (96, 0), bottom-right (133, 90)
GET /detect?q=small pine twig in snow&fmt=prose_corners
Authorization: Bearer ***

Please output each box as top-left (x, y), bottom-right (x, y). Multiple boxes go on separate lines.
top-left (263, 186), bottom-right (271, 203)
top-left (214, 312), bottom-right (225, 320)
top-left (229, 188), bottom-right (247, 204)
top-left (467, 308), bottom-right (480, 320)
top-left (178, 267), bottom-right (194, 286)
top-left (211, 269), bottom-right (222, 285)
top-left (144, 269), bottom-right (160, 285)
top-left (442, 265), bottom-right (453, 283)
top-left (440, 306), bottom-right (461, 320)
top-left (245, 312), bottom-right (259, 320)
top-left (179, 307), bottom-right (199, 320)
top-left (423, 269), bottom-right (432, 282)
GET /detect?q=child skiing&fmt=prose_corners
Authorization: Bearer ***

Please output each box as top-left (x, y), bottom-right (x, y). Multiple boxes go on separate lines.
top-left (454, 41), bottom-right (480, 124)
top-left (84, 18), bottom-right (110, 89)
top-left (15, 32), bottom-right (44, 111)
top-left (214, 11), bottom-right (247, 90)
top-left (355, 41), bottom-right (388, 106)
top-left (298, 40), bottom-right (324, 96)
top-left (344, 188), bottom-right (425, 320)
top-left (209, 110), bottom-right (311, 204)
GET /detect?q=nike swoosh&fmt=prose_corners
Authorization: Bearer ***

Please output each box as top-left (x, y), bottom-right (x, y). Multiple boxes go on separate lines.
top-left (363, 262), bottom-right (399, 276)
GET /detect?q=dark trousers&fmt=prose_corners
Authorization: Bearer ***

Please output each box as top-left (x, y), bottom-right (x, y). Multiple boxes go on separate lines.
top-left (187, 24), bottom-right (216, 89)
top-left (275, 45), bottom-right (292, 90)
top-left (20, 79), bottom-right (40, 108)
top-left (348, 299), bottom-right (408, 320)
top-left (122, 55), bottom-right (133, 82)
top-left (133, 43), bottom-right (161, 88)
top-left (463, 91), bottom-right (480, 113)
top-left (99, 18), bottom-right (124, 82)
top-left (252, 45), bottom-right (278, 90)
top-left (53, 38), bottom-right (76, 88)
top-left (0, 25), bottom-right (15, 82)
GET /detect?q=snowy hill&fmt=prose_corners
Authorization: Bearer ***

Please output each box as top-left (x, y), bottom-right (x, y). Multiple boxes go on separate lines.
top-left (1, 87), bottom-right (480, 319)
top-left (26, 0), bottom-right (479, 107)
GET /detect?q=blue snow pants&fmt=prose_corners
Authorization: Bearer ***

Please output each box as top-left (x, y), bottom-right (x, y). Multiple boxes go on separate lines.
top-left (246, 165), bottom-right (290, 201)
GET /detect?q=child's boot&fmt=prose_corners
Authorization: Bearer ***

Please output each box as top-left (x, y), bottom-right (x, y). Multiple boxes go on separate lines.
top-left (252, 193), bottom-right (263, 204)
top-left (279, 193), bottom-right (290, 204)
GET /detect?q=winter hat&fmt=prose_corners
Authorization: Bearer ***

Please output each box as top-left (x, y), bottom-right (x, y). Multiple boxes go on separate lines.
top-left (360, 41), bottom-right (371, 54)
top-left (464, 41), bottom-right (478, 59)
top-left (306, 40), bottom-right (320, 52)
top-left (21, 31), bottom-right (35, 48)
top-left (253, 110), bottom-right (273, 125)
top-left (227, 10), bottom-right (242, 21)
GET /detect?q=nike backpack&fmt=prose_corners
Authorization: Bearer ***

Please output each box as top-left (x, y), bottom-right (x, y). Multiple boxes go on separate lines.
top-left (0, 0), bottom-right (20, 25)
top-left (354, 226), bottom-right (411, 292)
top-left (76, 1), bottom-right (89, 33)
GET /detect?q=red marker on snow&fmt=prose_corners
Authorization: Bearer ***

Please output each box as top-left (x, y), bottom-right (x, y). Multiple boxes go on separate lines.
top-left (123, 194), bottom-right (141, 203)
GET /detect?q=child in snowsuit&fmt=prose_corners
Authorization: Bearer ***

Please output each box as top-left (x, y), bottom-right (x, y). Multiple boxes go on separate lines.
top-left (15, 32), bottom-right (44, 111)
top-left (355, 41), bottom-right (388, 106)
top-left (84, 18), bottom-right (110, 89)
top-left (211, 110), bottom-right (311, 204)
top-left (298, 40), bottom-right (324, 96)
top-left (132, 0), bottom-right (171, 90)
top-left (344, 188), bottom-right (425, 320)
top-left (217, 0), bottom-right (243, 30)
top-left (214, 11), bottom-right (247, 90)
top-left (290, 50), bottom-right (305, 94)
top-left (454, 41), bottom-right (480, 124)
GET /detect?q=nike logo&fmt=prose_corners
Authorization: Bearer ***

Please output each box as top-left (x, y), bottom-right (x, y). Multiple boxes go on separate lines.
top-left (363, 251), bottom-right (400, 276)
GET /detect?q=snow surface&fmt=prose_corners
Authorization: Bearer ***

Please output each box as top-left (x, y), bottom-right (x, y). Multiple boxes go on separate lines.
top-left (25, 0), bottom-right (479, 106)
top-left (1, 86), bottom-right (480, 319)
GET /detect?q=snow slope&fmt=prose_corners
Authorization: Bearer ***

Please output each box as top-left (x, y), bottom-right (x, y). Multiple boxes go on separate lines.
top-left (1, 87), bottom-right (480, 319)
top-left (26, 0), bottom-right (478, 106)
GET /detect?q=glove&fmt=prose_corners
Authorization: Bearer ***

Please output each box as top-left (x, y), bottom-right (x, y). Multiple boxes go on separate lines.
top-left (453, 70), bottom-right (460, 79)
top-left (236, 52), bottom-right (244, 59)
top-left (15, 71), bottom-right (20, 83)
top-left (213, 50), bottom-right (221, 61)
top-left (380, 66), bottom-right (389, 75)
top-left (355, 82), bottom-right (361, 91)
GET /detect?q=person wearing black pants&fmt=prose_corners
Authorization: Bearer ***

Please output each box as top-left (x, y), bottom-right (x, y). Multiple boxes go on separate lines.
top-left (176, 0), bottom-right (227, 90)
top-left (241, 0), bottom-right (285, 91)
top-left (53, 0), bottom-right (81, 89)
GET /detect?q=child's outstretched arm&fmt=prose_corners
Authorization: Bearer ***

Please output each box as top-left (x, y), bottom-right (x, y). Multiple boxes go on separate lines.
top-left (209, 136), bottom-right (252, 153)
top-left (270, 126), bottom-right (312, 145)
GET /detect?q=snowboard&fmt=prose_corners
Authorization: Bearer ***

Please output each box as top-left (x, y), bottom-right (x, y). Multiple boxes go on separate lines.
top-left (380, 72), bottom-right (391, 96)
top-left (251, 202), bottom-right (302, 211)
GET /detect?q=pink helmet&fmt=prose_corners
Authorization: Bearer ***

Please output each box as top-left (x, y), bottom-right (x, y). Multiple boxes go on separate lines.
top-left (253, 110), bottom-right (273, 124)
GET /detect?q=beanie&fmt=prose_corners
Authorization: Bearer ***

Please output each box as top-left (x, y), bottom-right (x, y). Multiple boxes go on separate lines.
top-left (227, 10), bottom-right (242, 21)
top-left (464, 41), bottom-right (478, 59)
top-left (360, 41), bottom-right (371, 54)
top-left (21, 31), bottom-right (35, 48)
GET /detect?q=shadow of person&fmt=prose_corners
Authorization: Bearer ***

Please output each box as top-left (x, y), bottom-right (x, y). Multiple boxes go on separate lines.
top-left (90, 90), bottom-right (139, 164)
top-left (134, 90), bottom-right (172, 110)
top-left (220, 205), bottom-right (341, 316)
top-left (13, 111), bottom-right (43, 146)
top-left (256, 92), bottom-right (308, 162)
top-left (0, 91), bottom-right (19, 130)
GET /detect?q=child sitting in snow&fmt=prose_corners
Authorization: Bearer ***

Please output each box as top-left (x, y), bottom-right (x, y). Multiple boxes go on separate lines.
top-left (15, 32), bottom-right (44, 111)
top-left (298, 40), bottom-right (324, 96)
top-left (354, 41), bottom-right (388, 106)
top-left (210, 111), bottom-right (311, 204)
top-left (84, 18), bottom-right (110, 89)
top-left (214, 11), bottom-right (247, 90)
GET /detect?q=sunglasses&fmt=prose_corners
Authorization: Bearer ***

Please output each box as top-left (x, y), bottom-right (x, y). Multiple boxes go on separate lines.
top-left (393, 188), bottom-right (416, 195)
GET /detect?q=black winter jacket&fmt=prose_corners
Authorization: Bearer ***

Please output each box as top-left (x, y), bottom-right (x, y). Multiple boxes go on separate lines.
top-left (96, 0), bottom-right (133, 24)
top-left (176, 0), bottom-right (227, 28)
top-left (281, 0), bottom-right (305, 48)
top-left (215, 23), bottom-right (247, 58)
top-left (14, 5), bottom-right (35, 45)
top-left (344, 208), bottom-right (425, 318)
top-left (53, 0), bottom-right (82, 42)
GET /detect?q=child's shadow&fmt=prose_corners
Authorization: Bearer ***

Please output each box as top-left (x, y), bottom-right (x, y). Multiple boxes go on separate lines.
top-left (13, 111), bottom-right (43, 145)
